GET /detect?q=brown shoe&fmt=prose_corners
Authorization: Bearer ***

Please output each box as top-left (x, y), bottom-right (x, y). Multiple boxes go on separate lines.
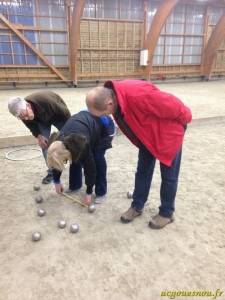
top-left (149, 214), bottom-right (175, 229)
top-left (121, 207), bottom-right (143, 223)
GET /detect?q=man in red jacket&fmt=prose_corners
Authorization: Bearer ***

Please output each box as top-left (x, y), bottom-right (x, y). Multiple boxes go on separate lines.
top-left (86, 80), bottom-right (192, 229)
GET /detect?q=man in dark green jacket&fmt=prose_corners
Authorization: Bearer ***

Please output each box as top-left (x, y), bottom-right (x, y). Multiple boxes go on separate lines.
top-left (8, 90), bottom-right (71, 184)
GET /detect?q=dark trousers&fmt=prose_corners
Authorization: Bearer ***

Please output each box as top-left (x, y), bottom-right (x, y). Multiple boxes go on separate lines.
top-left (69, 150), bottom-right (107, 196)
top-left (131, 143), bottom-right (183, 218)
top-left (39, 121), bottom-right (65, 175)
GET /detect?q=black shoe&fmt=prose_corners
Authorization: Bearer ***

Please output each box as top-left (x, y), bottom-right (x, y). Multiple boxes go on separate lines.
top-left (42, 174), bottom-right (53, 184)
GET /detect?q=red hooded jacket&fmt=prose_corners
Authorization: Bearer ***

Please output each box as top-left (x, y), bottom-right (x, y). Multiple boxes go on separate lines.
top-left (104, 80), bottom-right (192, 166)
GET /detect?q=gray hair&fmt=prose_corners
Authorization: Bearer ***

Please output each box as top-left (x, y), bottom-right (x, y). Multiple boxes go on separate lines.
top-left (8, 96), bottom-right (27, 117)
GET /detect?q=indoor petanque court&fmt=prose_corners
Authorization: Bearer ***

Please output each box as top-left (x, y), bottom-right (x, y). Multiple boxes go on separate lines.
top-left (0, 1), bottom-right (225, 300)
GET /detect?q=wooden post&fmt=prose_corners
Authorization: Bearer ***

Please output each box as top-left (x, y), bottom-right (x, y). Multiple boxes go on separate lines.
top-left (201, 13), bottom-right (225, 79)
top-left (69, 0), bottom-right (86, 86)
top-left (142, 0), bottom-right (179, 81)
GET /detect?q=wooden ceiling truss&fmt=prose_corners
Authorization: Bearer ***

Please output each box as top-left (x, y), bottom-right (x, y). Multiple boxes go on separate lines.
top-left (0, 13), bottom-right (71, 87)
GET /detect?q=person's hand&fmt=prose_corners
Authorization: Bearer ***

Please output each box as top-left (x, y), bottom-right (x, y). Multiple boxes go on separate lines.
top-left (83, 194), bottom-right (92, 206)
top-left (38, 134), bottom-right (48, 149)
top-left (55, 183), bottom-right (64, 194)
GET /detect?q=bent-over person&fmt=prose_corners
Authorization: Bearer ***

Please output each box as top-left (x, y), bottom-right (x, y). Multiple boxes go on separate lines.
top-left (47, 110), bottom-right (113, 206)
top-left (8, 90), bottom-right (71, 184)
top-left (86, 79), bottom-right (192, 229)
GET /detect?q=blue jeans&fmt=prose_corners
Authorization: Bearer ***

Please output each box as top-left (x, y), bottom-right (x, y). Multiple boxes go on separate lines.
top-left (69, 150), bottom-right (107, 196)
top-left (93, 150), bottom-right (107, 196)
top-left (131, 143), bottom-right (182, 218)
top-left (38, 122), bottom-right (65, 175)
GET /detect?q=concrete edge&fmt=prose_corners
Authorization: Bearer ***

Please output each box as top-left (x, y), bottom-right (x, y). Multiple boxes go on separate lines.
top-left (0, 135), bottom-right (37, 149)
top-left (189, 115), bottom-right (225, 126)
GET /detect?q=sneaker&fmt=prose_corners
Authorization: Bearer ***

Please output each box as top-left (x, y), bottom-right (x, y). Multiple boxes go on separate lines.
top-left (148, 214), bottom-right (175, 229)
top-left (64, 188), bottom-right (78, 194)
top-left (94, 195), bottom-right (106, 204)
top-left (42, 174), bottom-right (53, 184)
top-left (120, 207), bottom-right (143, 223)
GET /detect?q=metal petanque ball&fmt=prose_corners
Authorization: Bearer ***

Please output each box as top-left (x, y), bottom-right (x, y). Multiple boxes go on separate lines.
top-left (34, 184), bottom-right (40, 191)
top-left (127, 191), bottom-right (133, 199)
top-left (35, 195), bottom-right (43, 203)
top-left (37, 208), bottom-right (46, 217)
top-left (58, 220), bottom-right (66, 228)
top-left (88, 204), bottom-right (95, 213)
top-left (32, 232), bottom-right (41, 241)
top-left (70, 223), bottom-right (79, 233)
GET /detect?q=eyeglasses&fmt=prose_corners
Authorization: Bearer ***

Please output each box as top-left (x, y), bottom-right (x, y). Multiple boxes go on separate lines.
top-left (18, 106), bottom-right (29, 120)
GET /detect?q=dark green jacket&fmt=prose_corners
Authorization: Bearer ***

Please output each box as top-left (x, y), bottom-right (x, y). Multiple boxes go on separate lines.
top-left (23, 90), bottom-right (71, 137)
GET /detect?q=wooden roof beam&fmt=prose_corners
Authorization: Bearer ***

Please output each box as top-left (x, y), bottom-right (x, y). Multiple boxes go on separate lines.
top-left (0, 13), bottom-right (68, 84)
top-left (208, 0), bottom-right (225, 6)
top-left (69, 0), bottom-right (86, 86)
top-left (201, 12), bottom-right (225, 79)
top-left (142, 0), bottom-right (179, 81)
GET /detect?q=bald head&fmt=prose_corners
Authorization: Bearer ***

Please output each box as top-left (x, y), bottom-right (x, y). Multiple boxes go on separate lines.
top-left (86, 86), bottom-right (117, 116)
